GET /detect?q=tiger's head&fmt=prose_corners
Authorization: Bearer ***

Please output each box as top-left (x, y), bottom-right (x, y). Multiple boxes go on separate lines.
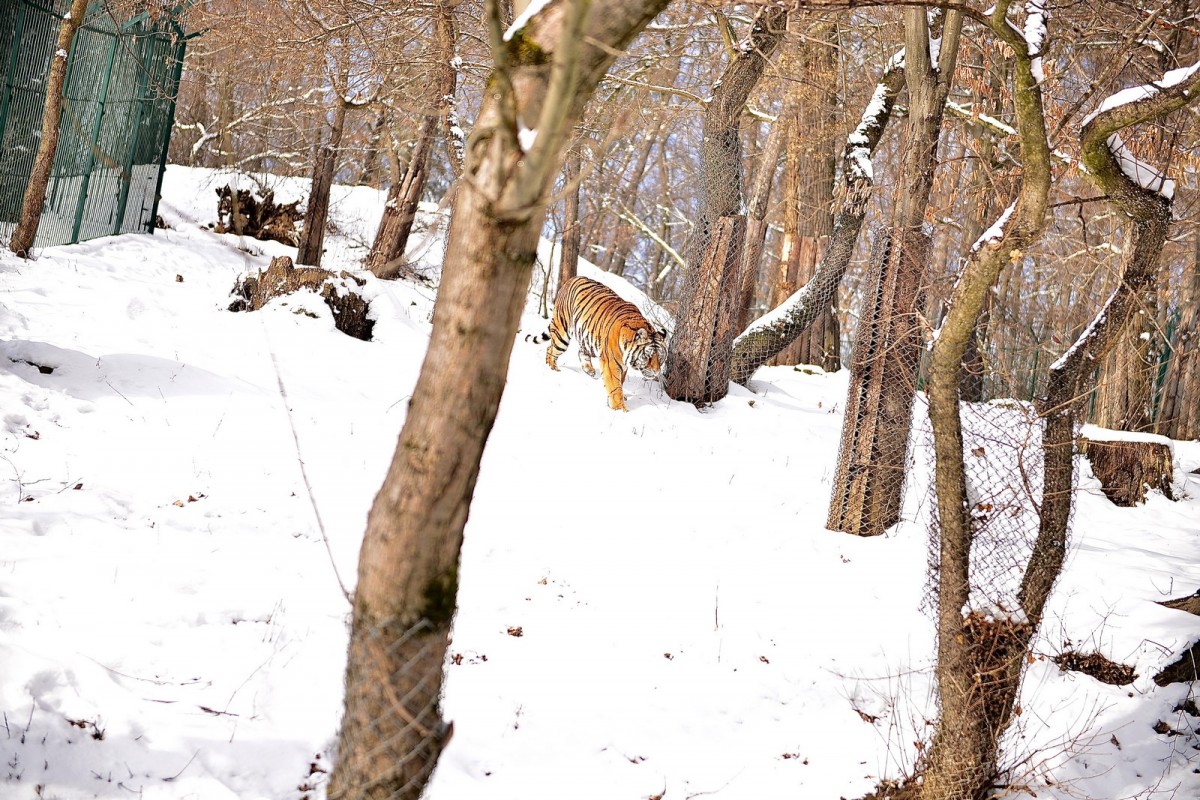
top-left (627, 326), bottom-right (666, 381)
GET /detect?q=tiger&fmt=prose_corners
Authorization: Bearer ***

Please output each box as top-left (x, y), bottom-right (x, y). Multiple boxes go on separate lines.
top-left (527, 276), bottom-right (666, 411)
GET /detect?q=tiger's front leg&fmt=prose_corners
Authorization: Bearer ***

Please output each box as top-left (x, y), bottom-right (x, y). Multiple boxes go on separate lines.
top-left (600, 357), bottom-right (628, 412)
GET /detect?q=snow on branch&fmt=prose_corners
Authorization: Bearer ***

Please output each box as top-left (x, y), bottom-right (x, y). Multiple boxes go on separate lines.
top-left (1024, 0), bottom-right (1047, 83)
top-left (504, 0), bottom-right (554, 42)
top-left (843, 49), bottom-right (904, 185)
top-left (1081, 59), bottom-right (1200, 202)
top-left (1105, 134), bottom-right (1174, 199)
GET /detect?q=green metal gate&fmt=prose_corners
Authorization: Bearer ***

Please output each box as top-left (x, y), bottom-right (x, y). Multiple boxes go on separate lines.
top-left (0, 0), bottom-right (188, 249)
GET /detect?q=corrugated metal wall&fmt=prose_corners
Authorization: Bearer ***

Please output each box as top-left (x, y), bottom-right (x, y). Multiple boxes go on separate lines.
top-left (0, 0), bottom-right (186, 248)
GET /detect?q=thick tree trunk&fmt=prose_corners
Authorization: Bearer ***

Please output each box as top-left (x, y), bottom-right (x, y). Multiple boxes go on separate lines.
top-left (664, 7), bottom-right (785, 404)
top-left (297, 99), bottom-right (348, 267)
top-left (826, 228), bottom-right (929, 535)
top-left (1156, 237), bottom-right (1200, 438)
top-left (332, 204), bottom-right (541, 800)
top-left (9, 0), bottom-right (88, 256)
top-left (828, 9), bottom-right (961, 538)
top-left (663, 215), bottom-right (746, 402)
top-left (329, 1), bottom-right (669, 796)
top-left (1092, 310), bottom-right (1159, 431)
top-left (367, 1), bottom-right (458, 279)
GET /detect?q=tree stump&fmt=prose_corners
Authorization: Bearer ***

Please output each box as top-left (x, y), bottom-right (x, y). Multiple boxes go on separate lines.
top-left (1080, 430), bottom-right (1174, 507)
top-left (229, 255), bottom-right (373, 341)
top-left (215, 186), bottom-right (303, 246)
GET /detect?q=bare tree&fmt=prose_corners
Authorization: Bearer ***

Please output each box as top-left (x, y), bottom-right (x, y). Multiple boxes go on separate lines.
top-left (922, 3), bottom-right (1051, 795)
top-left (8, 0), bottom-right (89, 257)
top-left (366, 0), bottom-right (460, 279)
top-left (329, 1), bottom-right (669, 797)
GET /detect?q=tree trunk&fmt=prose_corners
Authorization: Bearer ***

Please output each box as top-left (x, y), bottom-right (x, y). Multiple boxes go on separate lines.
top-left (663, 215), bottom-right (746, 403)
top-left (559, 148), bottom-right (582, 288)
top-left (367, 1), bottom-right (458, 279)
top-left (921, 4), bottom-right (1049, 796)
top-left (357, 110), bottom-right (390, 187)
top-left (826, 227), bottom-right (929, 536)
top-left (1156, 235), bottom-right (1200, 438)
top-left (664, 6), bottom-right (785, 404)
top-left (328, 1), bottom-right (669, 796)
top-left (297, 99), bottom-right (348, 267)
top-left (9, 0), bottom-right (88, 257)
top-left (958, 61), bottom-right (1010, 402)
top-left (598, 120), bottom-right (661, 276)
top-left (777, 22), bottom-right (840, 370)
top-left (1092, 308), bottom-right (1159, 432)
top-left (827, 8), bottom-right (961, 537)
top-left (766, 234), bottom-right (819, 367)
top-left (735, 112), bottom-right (785, 333)
top-left (922, 24), bottom-right (1199, 800)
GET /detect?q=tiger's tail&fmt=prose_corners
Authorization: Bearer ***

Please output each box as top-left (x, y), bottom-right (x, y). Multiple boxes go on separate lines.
top-left (524, 331), bottom-right (550, 344)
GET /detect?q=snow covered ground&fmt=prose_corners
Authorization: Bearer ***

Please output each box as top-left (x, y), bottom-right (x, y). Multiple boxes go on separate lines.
top-left (0, 165), bottom-right (1197, 800)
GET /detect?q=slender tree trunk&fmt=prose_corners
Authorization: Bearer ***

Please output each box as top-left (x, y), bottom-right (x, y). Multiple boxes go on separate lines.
top-left (959, 62), bottom-right (1010, 402)
top-left (329, 1), bottom-right (669, 796)
top-left (922, 6), bottom-right (1050, 796)
top-left (297, 98), bottom-right (348, 267)
top-left (559, 148), bottom-right (582, 288)
top-left (923, 25), bottom-right (1199, 800)
top-left (367, 1), bottom-right (458, 279)
top-left (357, 110), bottom-right (390, 187)
top-left (9, 0), bottom-right (88, 257)
top-left (1092, 307), bottom-right (1159, 431)
top-left (735, 114), bottom-right (785, 332)
top-left (598, 123), bottom-right (659, 275)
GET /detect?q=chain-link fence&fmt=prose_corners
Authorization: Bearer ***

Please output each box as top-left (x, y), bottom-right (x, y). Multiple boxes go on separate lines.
top-left (0, 0), bottom-right (188, 249)
top-left (334, 617), bottom-right (452, 800)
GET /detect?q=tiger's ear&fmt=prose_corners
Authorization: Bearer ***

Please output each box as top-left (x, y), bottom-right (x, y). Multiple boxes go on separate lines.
top-left (635, 327), bottom-right (650, 343)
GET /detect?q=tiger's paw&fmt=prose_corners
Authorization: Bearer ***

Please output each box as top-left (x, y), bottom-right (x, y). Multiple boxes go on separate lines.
top-left (607, 394), bottom-right (628, 412)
